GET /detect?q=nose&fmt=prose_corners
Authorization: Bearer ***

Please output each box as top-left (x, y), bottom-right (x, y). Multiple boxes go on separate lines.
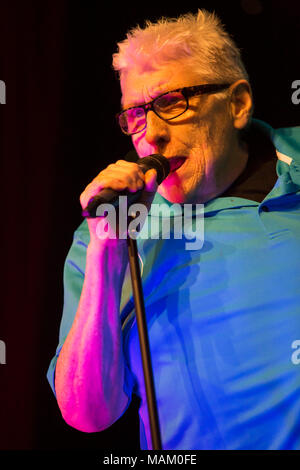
top-left (144, 110), bottom-right (170, 150)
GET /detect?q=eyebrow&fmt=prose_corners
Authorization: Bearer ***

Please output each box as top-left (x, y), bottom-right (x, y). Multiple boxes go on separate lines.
top-left (121, 81), bottom-right (173, 110)
top-left (121, 86), bottom-right (182, 112)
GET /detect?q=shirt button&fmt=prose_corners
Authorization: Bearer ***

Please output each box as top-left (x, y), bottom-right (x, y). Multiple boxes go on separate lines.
top-left (261, 205), bottom-right (269, 212)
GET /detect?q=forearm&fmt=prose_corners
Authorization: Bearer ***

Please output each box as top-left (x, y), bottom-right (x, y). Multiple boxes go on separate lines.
top-left (55, 239), bottom-right (129, 432)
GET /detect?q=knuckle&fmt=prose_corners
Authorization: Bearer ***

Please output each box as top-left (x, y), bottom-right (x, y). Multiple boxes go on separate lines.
top-left (106, 163), bottom-right (115, 170)
top-left (79, 192), bottom-right (88, 208)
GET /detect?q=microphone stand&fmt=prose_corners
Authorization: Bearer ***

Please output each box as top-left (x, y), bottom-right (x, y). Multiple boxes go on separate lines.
top-left (82, 153), bottom-right (170, 450)
top-left (127, 231), bottom-right (162, 451)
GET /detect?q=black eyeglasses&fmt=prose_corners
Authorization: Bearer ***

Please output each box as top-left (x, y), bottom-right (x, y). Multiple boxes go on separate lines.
top-left (117, 83), bottom-right (232, 136)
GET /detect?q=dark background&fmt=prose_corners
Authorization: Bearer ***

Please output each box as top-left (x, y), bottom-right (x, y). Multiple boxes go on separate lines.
top-left (0, 0), bottom-right (299, 451)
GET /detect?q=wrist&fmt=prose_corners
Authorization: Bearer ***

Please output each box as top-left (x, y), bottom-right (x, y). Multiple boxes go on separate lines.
top-left (87, 235), bottom-right (129, 275)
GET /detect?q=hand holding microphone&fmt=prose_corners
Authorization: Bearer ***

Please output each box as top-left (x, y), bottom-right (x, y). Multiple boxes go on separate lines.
top-left (81, 153), bottom-right (170, 218)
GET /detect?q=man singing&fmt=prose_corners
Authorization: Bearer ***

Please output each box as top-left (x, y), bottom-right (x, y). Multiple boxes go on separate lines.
top-left (48, 10), bottom-right (300, 450)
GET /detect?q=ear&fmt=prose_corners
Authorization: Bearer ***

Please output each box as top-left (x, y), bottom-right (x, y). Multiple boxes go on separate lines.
top-left (229, 80), bottom-right (253, 130)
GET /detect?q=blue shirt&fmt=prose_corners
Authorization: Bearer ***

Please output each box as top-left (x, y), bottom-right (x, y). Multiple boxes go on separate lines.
top-left (48, 119), bottom-right (300, 450)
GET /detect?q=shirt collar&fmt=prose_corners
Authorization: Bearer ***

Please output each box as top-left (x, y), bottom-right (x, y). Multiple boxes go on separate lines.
top-left (150, 119), bottom-right (300, 215)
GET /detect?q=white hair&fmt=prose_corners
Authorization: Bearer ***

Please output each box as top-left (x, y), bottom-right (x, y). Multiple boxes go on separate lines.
top-left (112, 10), bottom-right (250, 84)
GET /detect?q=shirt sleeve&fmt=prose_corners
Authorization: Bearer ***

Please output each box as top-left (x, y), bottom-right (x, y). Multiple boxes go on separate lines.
top-left (46, 219), bottom-right (136, 405)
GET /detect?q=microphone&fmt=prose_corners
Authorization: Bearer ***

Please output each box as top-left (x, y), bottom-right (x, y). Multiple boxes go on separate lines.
top-left (82, 153), bottom-right (170, 218)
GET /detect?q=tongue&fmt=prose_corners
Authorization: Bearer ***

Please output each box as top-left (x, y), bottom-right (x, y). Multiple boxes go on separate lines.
top-left (170, 157), bottom-right (186, 172)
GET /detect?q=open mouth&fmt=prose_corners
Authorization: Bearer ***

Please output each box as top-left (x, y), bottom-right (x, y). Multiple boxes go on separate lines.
top-left (168, 157), bottom-right (187, 173)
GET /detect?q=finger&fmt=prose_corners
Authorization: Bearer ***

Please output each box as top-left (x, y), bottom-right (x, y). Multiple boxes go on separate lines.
top-left (80, 179), bottom-right (105, 209)
top-left (99, 165), bottom-right (144, 186)
top-left (144, 169), bottom-right (158, 193)
top-left (114, 160), bottom-right (145, 177)
top-left (97, 171), bottom-right (144, 193)
top-left (80, 177), bottom-right (127, 209)
top-left (80, 170), bottom-right (145, 209)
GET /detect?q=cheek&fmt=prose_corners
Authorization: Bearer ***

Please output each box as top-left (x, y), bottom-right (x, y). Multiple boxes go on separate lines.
top-left (190, 113), bottom-right (229, 160)
top-left (186, 124), bottom-right (212, 166)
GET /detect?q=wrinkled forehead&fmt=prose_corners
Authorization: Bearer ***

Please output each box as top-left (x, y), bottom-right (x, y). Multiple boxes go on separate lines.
top-left (120, 62), bottom-right (203, 109)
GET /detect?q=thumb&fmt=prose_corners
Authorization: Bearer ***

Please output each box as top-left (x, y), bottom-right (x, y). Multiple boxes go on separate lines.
top-left (144, 168), bottom-right (158, 193)
top-left (137, 169), bottom-right (158, 212)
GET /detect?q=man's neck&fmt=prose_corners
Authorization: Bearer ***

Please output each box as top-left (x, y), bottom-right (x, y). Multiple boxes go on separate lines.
top-left (221, 123), bottom-right (278, 202)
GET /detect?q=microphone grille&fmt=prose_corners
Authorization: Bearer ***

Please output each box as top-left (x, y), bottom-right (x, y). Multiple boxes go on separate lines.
top-left (138, 154), bottom-right (170, 184)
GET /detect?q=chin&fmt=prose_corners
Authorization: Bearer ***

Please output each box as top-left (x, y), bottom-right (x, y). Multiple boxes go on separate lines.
top-left (158, 180), bottom-right (210, 205)
top-left (158, 163), bottom-right (201, 203)
top-left (158, 182), bottom-right (190, 204)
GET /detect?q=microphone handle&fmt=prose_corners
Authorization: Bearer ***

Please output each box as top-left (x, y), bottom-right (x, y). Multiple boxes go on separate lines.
top-left (82, 187), bottom-right (143, 218)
